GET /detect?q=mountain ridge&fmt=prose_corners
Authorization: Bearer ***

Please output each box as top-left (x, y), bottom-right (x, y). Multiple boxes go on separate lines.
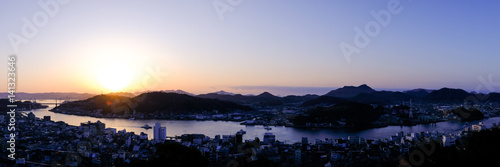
top-left (324, 84), bottom-right (376, 98)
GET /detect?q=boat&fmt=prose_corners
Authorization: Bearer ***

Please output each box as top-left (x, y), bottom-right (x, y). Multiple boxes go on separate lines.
top-left (264, 126), bottom-right (272, 130)
top-left (129, 118), bottom-right (136, 120)
top-left (141, 124), bottom-right (152, 129)
top-left (237, 129), bottom-right (246, 134)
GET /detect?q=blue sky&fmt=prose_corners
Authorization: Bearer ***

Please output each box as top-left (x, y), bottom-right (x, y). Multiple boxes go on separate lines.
top-left (0, 0), bottom-right (499, 95)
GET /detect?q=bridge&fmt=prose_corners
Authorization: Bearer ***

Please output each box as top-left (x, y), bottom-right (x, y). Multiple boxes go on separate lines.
top-left (21, 98), bottom-right (73, 106)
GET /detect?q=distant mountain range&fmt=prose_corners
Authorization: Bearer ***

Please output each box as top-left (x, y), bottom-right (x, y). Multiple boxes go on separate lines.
top-left (403, 88), bottom-right (432, 97)
top-left (197, 91), bottom-right (319, 106)
top-left (212, 90), bottom-right (235, 96)
top-left (302, 85), bottom-right (500, 106)
top-left (159, 90), bottom-right (195, 96)
top-left (3, 85), bottom-right (500, 107)
top-left (197, 85), bottom-right (500, 107)
top-left (0, 92), bottom-right (95, 100)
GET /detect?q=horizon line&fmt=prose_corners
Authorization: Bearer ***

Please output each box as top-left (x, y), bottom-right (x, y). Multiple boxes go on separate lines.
top-left (2, 85), bottom-right (498, 97)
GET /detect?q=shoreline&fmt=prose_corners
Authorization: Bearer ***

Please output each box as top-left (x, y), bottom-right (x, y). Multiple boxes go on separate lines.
top-left (48, 107), bottom-right (249, 122)
top-left (48, 107), bottom-right (499, 130)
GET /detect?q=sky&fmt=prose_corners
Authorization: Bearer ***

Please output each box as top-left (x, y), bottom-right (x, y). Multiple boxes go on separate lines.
top-left (1, 0), bottom-right (499, 95)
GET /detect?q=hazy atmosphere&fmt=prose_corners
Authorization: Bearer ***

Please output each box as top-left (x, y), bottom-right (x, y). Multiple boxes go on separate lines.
top-left (1, 0), bottom-right (499, 95)
top-left (3, 1), bottom-right (500, 166)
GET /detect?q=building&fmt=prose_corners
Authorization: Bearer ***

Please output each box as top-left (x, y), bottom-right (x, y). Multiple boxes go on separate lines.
top-left (80, 120), bottom-right (106, 135)
top-left (125, 135), bottom-right (132, 147)
top-left (181, 134), bottom-right (205, 143)
top-left (43, 116), bottom-right (51, 121)
top-left (139, 132), bottom-right (148, 140)
top-left (359, 137), bottom-right (366, 145)
top-left (331, 152), bottom-right (341, 161)
top-left (27, 112), bottom-right (36, 121)
top-left (396, 131), bottom-right (404, 138)
top-left (263, 133), bottom-right (275, 144)
top-left (154, 122), bottom-right (166, 143)
top-left (442, 136), bottom-right (456, 146)
top-left (214, 135), bottom-right (221, 144)
top-left (235, 133), bottom-right (243, 144)
top-left (348, 136), bottom-right (360, 145)
top-left (294, 149), bottom-right (301, 164)
top-left (302, 137), bottom-right (308, 145)
top-left (471, 124), bottom-right (482, 132)
top-left (193, 138), bottom-right (203, 145)
top-left (104, 128), bottom-right (116, 134)
top-left (222, 135), bottom-right (234, 144)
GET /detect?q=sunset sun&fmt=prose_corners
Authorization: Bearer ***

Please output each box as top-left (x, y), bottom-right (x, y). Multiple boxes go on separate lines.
top-left (97, 61), bottom-right (133, 91)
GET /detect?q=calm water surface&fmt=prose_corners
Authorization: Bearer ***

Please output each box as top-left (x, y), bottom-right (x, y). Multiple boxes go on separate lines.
top-left (23, 102), bottom-right (500, 143)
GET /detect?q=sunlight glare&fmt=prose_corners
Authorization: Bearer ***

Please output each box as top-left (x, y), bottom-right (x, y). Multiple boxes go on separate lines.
top-left (97, 61), bottom-right (134, 91)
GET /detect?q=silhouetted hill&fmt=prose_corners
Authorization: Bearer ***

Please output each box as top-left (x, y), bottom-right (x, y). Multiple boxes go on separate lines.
top-left (105, 92), bottom-right (135, 97)
top-left (197, 91), bottom-right (317, 106)
top-left (133, 92), bottom-right (253, 114)
top-left (257, 92), bottom-right (278, 98)
top-left (350, 91), bottom-right (413, 104)
top-left (197, 93), bottom-right (238, 101)
top-left (53, 94), bottom-right (134, 115)
top-left (294, 102), bottom-right (384, 127)
top-left (425, 88), bottom-right (471, 103)
top-left (212, 90), bottom-right (235, 95)
top-left (53, 92), bottom-right (253, 117)
top-left (197, 87), bottom-right (500, 107)
top-left (0, 99), bottom-right (48, 114)
top-left (448, 107), bottom-right (484, 121)
top-left (197, 93), bottom-right (264, 105)
top-left (485, 93), bottom-right (500, 103)
top-left (306, 87), bottom-right (497, 106)
top-left (161, 90), bottom-right (195, 96)
top-left (324, 84), bottom-right (376, 98)
top-left (301, 96), bottom-right (349, 107)
top-left (282, 94), bottom-right (319, 104)
top-left (403, 88), bottom-right (432, 98)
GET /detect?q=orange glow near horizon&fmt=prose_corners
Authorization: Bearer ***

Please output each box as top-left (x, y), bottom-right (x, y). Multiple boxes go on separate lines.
top-left (97, 61), bottom-right (134, 92)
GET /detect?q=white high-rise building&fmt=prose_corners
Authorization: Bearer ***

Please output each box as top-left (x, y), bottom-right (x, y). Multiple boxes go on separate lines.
top-left (154, 122), bottom-right (166, 143)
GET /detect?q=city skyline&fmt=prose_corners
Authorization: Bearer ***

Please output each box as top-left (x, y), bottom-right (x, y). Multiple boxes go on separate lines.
top-left (1, 1), bottom-right (499, 95)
